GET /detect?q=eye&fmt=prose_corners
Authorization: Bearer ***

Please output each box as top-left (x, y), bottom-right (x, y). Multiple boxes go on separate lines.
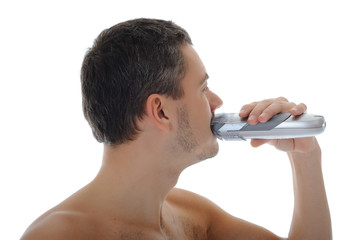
top-left (202, 86), bottom-right (209, 92)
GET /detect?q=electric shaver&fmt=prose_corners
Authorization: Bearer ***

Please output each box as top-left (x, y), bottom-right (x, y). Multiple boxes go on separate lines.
top-left (211, 112), bottom-right (326, 141)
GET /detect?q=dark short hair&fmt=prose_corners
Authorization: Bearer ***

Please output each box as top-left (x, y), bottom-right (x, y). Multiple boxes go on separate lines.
top-left (81, 18), bottom-right (192, 144)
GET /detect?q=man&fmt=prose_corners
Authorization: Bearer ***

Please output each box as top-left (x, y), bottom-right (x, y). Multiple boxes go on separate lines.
top-left (21, 18), bottom-right (332, 239)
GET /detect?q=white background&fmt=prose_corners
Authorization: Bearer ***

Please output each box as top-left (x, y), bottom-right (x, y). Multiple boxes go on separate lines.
top-left (1, 0), bottom-right (360, 239)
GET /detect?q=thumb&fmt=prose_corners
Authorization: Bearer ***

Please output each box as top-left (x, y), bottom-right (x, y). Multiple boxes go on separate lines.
top-left (251, 139), bottom-right (296, 152)
top-left (250, 139), bottom-right (271, 148)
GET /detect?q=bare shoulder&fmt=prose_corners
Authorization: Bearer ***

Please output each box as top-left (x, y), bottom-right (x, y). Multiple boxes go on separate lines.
top-left (166, 188), bottom-right (220, 227)
top-left (20, 210), bottom-right (93, 240)
top-left (167, 188), bottom-right (219, 214)
top-left (167, 188), bottom-right (284, 240)
top-left (167, 187), bottom-right (238, 224)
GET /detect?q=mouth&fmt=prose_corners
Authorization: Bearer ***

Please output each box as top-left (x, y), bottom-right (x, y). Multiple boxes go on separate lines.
top-left (210, 112), bottom-right (216, 136)
top-left (210, 112), bottom-right (215, 124)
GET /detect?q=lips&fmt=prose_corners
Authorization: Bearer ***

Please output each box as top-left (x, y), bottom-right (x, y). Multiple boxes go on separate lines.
top-left (209, 112), bottom-right (216, 135)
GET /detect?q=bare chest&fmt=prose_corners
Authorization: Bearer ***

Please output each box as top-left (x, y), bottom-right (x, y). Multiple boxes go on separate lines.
top-left (96, 217), bottom-right (207, 240)
top-left (161, 217), bottom-right (207, 240)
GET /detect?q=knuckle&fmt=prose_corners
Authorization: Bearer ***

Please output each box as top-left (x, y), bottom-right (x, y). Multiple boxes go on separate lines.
top-left (263, 108), bottom-right (274, 116)
top-left (265, 98), bottom-right (274, 103)
top-left (242, 102), bottom-right (256, 110)
top-left (259, 99), bottom-right (273, 106)
top-left (276, 96), bottom-right (288, 102)
top-left (288, 102), bottom-right (296, 107)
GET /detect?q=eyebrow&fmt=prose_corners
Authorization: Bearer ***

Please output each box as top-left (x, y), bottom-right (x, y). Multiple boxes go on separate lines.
top-left (200, 73), bottom-right (209, 85)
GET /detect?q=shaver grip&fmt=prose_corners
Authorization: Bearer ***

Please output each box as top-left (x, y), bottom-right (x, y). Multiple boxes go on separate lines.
top-left (241, 112), bottom-right (291, 131)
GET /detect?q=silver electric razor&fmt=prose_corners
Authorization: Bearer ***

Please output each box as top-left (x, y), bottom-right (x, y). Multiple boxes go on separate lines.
top-left (211, 112), bottom-right (326, 141)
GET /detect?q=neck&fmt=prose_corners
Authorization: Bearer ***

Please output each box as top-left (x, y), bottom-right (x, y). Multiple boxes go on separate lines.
top-left (89, 138), bottom-right (184, 230)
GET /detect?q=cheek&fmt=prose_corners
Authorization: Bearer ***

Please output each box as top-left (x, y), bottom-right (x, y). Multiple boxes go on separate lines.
top-left (194, 100), bottom-right (213, 132)
top-left (192, 95), bottom-right (212, 118)
top-left (184, 94), bottom-right (212, 130)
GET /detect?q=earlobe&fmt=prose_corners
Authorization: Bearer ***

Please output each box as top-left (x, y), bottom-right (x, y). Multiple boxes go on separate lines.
top-left (145, 94), bottom-right (172, 132)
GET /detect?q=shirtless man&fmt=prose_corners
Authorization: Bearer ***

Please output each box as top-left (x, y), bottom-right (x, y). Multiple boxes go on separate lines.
top-left (21, 18), bottom-right (332, 240)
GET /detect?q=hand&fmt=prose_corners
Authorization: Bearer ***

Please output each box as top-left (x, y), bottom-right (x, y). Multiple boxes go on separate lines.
top-left (239, 97), bottom-right (318, 154)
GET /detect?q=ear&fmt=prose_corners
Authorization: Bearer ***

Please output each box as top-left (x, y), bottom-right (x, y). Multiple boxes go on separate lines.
top-left (144, 94), bottom-right (173, 132)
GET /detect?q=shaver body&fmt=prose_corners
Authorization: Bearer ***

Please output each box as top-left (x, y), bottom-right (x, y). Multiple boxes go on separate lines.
top-left (211, 112), bottom-right (326, 141)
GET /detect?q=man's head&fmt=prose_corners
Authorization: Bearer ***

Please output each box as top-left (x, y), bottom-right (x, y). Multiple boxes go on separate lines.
top-left (81, 18), bottom-right (192, 144)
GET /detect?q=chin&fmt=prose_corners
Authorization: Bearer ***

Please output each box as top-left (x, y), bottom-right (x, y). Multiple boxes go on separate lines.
top-left (197, 138), bottom-right (219, 161)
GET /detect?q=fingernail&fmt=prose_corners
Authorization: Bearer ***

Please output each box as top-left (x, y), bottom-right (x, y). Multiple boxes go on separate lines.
top-left (248, 115), bottom-right (256, 123)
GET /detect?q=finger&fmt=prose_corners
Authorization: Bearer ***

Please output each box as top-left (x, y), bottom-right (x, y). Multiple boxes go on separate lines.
top-left (250, 139), bottom-right (271, 148)
top-left (240, 97), bottom-right (303, 125)
top-left (239, 102), bottom-right (258, 118)
top-left (289, 103), bottom-right (307, 116)
top-left (258, 102), bottom-right (297, 123)
top-left (252, 139), bottom-right (295, 152)
top-left (275, 96), bottom-right (289, 102)
top-left (248, 97), bottom-right (291, 124)
top-left (251, 138), bottom-right (316, 153)
top-left (247, 99), bottom-right (275, 124)
top-left (269, 139), bottom-right (296, 152)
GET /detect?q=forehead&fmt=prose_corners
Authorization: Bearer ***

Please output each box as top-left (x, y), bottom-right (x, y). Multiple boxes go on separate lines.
top-left (180, 44), bottom-right (207, 88)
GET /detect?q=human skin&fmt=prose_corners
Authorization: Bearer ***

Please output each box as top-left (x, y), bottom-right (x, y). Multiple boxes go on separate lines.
top-left (20, 44), bottom-right (332, 240)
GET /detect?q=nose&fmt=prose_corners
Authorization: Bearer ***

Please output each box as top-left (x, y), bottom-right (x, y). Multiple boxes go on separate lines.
top-left (209, 90), bottom-right (223, 112)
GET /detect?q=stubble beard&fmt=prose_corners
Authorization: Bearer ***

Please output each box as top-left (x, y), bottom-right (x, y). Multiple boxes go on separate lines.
top-left (176, 105), bottom-right (219, 161)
